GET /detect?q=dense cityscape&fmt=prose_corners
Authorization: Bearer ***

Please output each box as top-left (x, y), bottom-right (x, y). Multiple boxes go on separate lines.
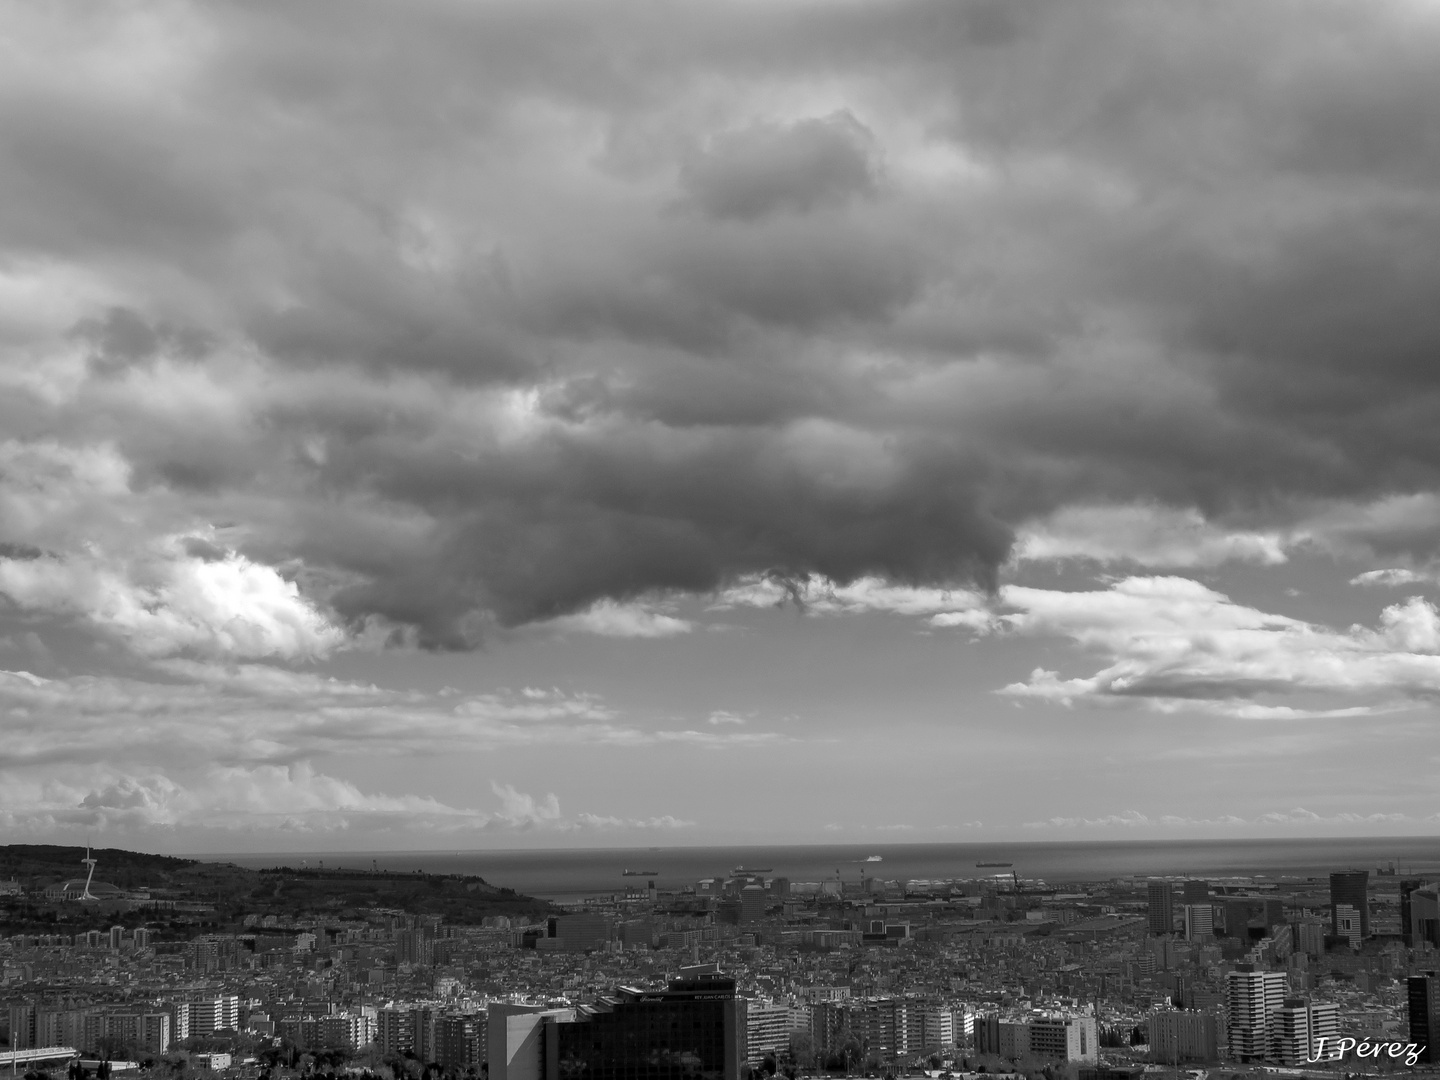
top-left (3, 846), bottom-right (1439, 1080)
top-left (8, 5), bottom-right (1440, 1080)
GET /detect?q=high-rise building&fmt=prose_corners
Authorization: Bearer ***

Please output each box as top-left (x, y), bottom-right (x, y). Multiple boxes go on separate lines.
top-left (315, 1013), bottom-right (371, 1050)
top-left (1268, 999), bottom-right (1337, 1066)
top-left (1409, 973), bottom-right (1440, 1065)
top-left (1329, 870), bottom-right (1369, 940)
top-left (395, 928), bottom-right (434, 966)
top-left (1409, 885), bottom-right (1440, 948)
top-left (551, 969), bottom-right (746, 1080)
top-left (916, 1004), bottom-right (954, 1051)
top-left (745, 1000), bottom-right (792, 1065)
top-left (618, 919), bottom-right (655, 950)
top-left (976, 1014), bottom-right (1092, 1063)
top-left (740, 885), bottom-right (767, 923)
top-left (434, 1013), bottom-right (486, 1072)
top-left (1401, 880), bottom-right (1424, 947)
top-left (1148, 881), bottom-right (1175, 935)
top-left (1333, 904), bottom-right (1363, 949)
top-left (1027, 1016), bottom-right (1097, 1063)
top-left (1308, 1002), bottom-right (1338, 1060)
top-left (8, 1003), bottom-right (36, 1050)
top-left (186, 939), bottom-right (219, 972)
top-left (1183, 905), bottom-right (1214, 941)
top-left (488, 1003), bottom-right (575, 1080)
top-left (1148, 1010), bottom-right (1220, 1063)
top-left (1295, 920), bottom-right (1327, 958)
top-left (105, 1012), bottom-right (173, 1055)
top-left (179, 995), bottom-right (240, 1039)
top-left (1151, 935), bottom-right (1179, 971)
top-left (1182, 880), bottom-right (1210, 905)
top-left (1226, 968), bottom-right (1288, 1062)
top-left (546, 914), bottom-right (613, 953)
top-left (378, 1006), bottom-right (435, 1060)
top-left (841, 997), bottom-right (911, 1055)
top-left (973, 1017), bottom-right (1030, 1060)
top-left (109, 926), bottom-right (125, 950)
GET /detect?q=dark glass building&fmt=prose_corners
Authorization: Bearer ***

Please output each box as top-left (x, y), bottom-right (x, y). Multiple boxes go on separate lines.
top-left (1147, 881), bottom-right (1174, 936)
top-left (1329, 870), bottom-right (1369, 940)
top-left (1401, 880), bottom-right (1424, 947)
top-left (551, 970), bottom-right (745, 1080)
top-left (1408, 973), bottom-right (1438, 1064)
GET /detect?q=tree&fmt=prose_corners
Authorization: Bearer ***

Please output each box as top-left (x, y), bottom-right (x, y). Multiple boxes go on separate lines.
top-left (789, 1032), bottom-right (816, 1069)
top-left (96, 1035), bottom-right (139, 1063)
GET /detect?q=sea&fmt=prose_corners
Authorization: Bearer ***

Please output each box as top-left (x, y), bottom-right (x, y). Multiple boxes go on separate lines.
top-left (200, 837), bottom-right (1440, 904)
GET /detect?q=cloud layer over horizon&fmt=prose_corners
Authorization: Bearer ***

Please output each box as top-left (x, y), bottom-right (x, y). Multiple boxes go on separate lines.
top-left (4, 0), bottom-right (1440, 845)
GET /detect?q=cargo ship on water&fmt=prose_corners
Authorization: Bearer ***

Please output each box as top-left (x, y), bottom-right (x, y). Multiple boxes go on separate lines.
top-left (622, 869), bottom-right (659, 876)
top-left (976, 861), bottom-right (1013, 867)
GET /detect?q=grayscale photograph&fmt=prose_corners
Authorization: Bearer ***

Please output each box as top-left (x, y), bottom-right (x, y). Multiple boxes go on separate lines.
top-left (0, 1), bottom-right (1438, 1075)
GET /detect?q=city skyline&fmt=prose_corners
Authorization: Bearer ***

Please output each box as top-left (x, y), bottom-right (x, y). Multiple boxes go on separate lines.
top-left (3, 1), bottom-right (1440, 852)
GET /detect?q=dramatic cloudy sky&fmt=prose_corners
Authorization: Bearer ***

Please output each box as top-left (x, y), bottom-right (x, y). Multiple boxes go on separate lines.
top-left (4, 0), bottom-right (1440, 853)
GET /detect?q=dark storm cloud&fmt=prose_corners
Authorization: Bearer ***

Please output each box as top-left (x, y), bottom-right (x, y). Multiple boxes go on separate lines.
top-left (679, 112), bottom-right (878, 221)
top-left (7, 0), bottom-right (1440, 645)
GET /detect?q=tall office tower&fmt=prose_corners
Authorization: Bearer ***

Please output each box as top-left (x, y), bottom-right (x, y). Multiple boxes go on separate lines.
top-left (740, 884), bottom-right (767, 923)
top-left (1410, 885), bottom-right (1440, 948)
top-left (1182, 880), bottom-right (1210, 905)
top-left (551, 968), bottom-right (746, 1080)
top-left (1333, 904), bottom-right (1363, 948)
top-left (1183, 904), bottom-right (1214, 941)
top-left (109, 925), bottom-right (125, 950)
top-left (1148, 880), bottom-right (1175, 935)
top-left (1409, 973), bottom-right (1440, 1064)
top-left (1402, 880), bottom-right (1424, 946)
top-left (1329, 870), bottom-right (1369, 940)
top-left (1226, 968), bottom-right (1288, 1062)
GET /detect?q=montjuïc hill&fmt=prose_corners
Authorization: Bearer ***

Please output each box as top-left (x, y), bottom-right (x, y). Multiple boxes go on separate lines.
top-left (0, 844), bottom-right (554, 927)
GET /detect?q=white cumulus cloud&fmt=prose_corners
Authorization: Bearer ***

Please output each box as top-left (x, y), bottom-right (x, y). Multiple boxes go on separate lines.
top-left (540, 599), bottom-right (693, 638)
top-left (997, 577), bottom-right (1440, 715)
top-left (1013, 504), bottom-right (1291, 568)
top-left (0, 536), bottom-right (344, 661)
